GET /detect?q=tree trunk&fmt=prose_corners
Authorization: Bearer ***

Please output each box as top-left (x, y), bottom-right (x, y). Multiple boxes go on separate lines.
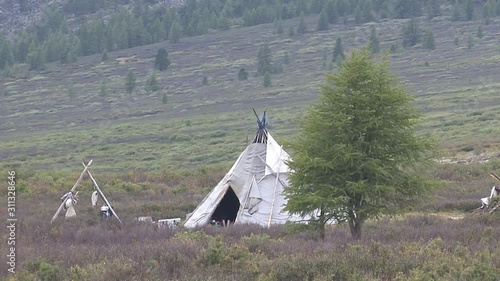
top-left (319, 207), bottom-right (326, 241)
top-left (348, 219), bottom-right (363, 240)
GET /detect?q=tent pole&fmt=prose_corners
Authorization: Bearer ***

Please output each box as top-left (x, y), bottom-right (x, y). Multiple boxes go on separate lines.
top-left (84, 164), bottom-right (122, 224)
top-left (237, 175), bottom-right (255, 224)
top-left (267, 145), bottom-right (283, 228)
top-left (51, 159), bottom-right (93, 224)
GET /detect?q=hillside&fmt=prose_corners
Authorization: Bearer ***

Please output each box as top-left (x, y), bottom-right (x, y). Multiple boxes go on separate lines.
top-left (2, 2), bottom-right (500, 171)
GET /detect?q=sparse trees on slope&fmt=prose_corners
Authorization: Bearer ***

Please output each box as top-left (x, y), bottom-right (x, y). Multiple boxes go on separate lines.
top-left (402, 18), bottom-right (421, 47)
top-left (427, 0), bottom-right (442, 19)
top-left (285, 48), bottom-right (435, 240)
top-left (0, 32), bottom-right (14, 70)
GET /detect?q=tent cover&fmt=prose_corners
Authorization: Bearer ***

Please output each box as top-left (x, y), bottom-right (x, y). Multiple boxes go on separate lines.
top-left (184, 127), bottom-right (306, 228)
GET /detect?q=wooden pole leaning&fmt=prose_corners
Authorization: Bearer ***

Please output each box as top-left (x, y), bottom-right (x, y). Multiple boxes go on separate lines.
top-left (51, 160), bottom-right (93, 224)
top-left (83, 162), bottom-right (122, 224)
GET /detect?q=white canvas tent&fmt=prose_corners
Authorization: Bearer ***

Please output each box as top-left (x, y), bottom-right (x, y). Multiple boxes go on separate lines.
top-left (184, 112), bottom-right (306, 228)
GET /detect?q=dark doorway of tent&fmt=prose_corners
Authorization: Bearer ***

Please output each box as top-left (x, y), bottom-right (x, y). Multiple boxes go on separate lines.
top-left (210, 187), bottom-right (240, 226)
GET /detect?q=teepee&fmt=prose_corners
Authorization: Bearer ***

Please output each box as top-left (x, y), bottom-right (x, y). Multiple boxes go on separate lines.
top-left (184, 111), bottom-right (306, 228)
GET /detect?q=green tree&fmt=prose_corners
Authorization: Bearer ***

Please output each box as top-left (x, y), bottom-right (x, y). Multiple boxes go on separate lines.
top-left (423, 30), bottom-right (436, 50)
top-left (467, 33), bottom-right (474, 49)
top-left (99, 79), bottom-right (107, 97)
top-left (154, 48), bottom-right (170, 71)
top-left (427, 0), bottom-right (442, 19)
top-left (395, 0), bottom-right (423, 19)
top-left (402, 18), bottom-right (421, 47)
top-left (288, 25), bottom-right (295, 37)
top-left (297, 12), bottom-right (307, 33)
top-left (0, 32), bottom-right (14, 70)
top-left (283, 51), bottom-right (290, 65)
top-left (317, 9), bottom-right (328, 31)
top-left (125, 70), bottom-right (136, 94)
top-left (145, 72), bottom-right (159, 92)
top-left (285, 48), bottom-right (435, 240)
top-left (27, 42), bottom-right (45, 70)
top-left (325, 0), bottom-right (338, 24)
top-left (202, 76), bottom-right (209, 86)
top-left (263, 71), bottom-right (271, 87)
top-left (238, 68), bottom-right (248, 80)
top-left (101, 49), bottom-right (108, 62)
top-left (169, 20), bottom-right (181, 44)
top-left (465, 0), bottom-right (474, 21)
top-left (368, 27), bottom-right (380, 54)
top-left (162, 91), bottom-right (168, 104)
top-left (67, 85), bottom-right (76, 100)
top-left (257, 43), bottom-right (273, 75)
top-left (275, 19), bottom-right (284, 34)
top-left (332, 38), bottom-right (345, 63)
top-left (451, 0), bottom-right (463, 21)
top-left (477, 25), bottom-right (483, 38)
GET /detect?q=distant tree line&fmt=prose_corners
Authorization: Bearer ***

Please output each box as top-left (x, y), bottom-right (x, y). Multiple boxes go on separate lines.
top-left (2, 0), bottom-right (500, 72)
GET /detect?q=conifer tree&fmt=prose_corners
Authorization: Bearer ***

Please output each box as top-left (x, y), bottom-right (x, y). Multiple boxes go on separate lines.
top-left (297, 12), bottom-right (307, 33)
top-left (325, 0), bottom-right (338, 24)
top-left (100, 79), bottom-right (107, 97)
top-left (257, 43), bottom-right (273, 75)
top-left (467, 33), bottom-right (474, 49)
top-left (369, 27), bottom-right (380, 54)
top-left (238, 68), bottom-right (248, 80)
top-left (125, 70), bottom-right (136, 94)
top-left (402, 18), bottom-right (421, 47)
top-left (285, 48), bottom-right (435, 240)
top-left (465, 0), bottom-right (474, 21)
top-left (145, 72), bottom-right (159, 92)
top-left (424, 30), bottom-right (436, 50)
top-left (317, 9), bottom-right (328, 31)
top-left (162, 91), bottom-right (168, 104)
top-left (263, 71), bottom-right (272, 87)
top-left (476, 25), bottom-right (483, 38)
top-left (332, 38), bottom-right (345, 63)
top-left (154, 48), bottom-right (170, 71)
top-left (169, 20), bottom-right (181, 44)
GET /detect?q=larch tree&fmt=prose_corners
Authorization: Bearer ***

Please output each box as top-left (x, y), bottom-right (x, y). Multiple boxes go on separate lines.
top-left (285, 48), bottom-right (435, 240)
top-left (125, 70), bottom-right (136, 94)
top-left (154, 48), bottom-right (170, 71)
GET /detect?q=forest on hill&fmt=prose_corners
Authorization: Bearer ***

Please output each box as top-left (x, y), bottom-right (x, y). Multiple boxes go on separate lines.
top-left (1, 0), bottom-right (499, 71)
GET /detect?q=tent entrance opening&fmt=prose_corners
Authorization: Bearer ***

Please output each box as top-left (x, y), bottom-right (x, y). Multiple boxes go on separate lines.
top-left (211, 187), bottom-right (240, 225)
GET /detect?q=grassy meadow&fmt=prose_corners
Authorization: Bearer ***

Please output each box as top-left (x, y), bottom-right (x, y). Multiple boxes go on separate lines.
top-left (2, 9), bottom-right (500, 281)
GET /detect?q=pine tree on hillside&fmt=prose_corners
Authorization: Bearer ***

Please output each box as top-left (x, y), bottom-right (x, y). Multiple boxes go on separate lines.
top-left (154, 48), bottom-right (170, 71)
top-left (297, 12), bottom-right (307, 33)
top-left (125, 70), bottom-right (136, 94)
top-left (332, 38), bottom-right (345, 63)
